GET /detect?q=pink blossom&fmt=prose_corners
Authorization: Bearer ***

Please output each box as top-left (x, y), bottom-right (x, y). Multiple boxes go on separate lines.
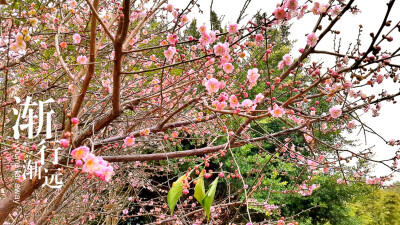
top-left (100, 165), bottom-right (114, 182)
top-left (171, 131), bottom-right (179, 138)
top-left (228, 23), bottom-right (238, 34)
top-left (274, 7), bottom-right (287, 20)
top-left (247, 68), bottom-right (260, 87)
top-left (347, 121), bottom-right (356, 129)
top-left (213, 42), bottom-right (229, 56)
top-left (40, 42), bottom-right (47, 49)
top-left (330, 5), bottom-right (342, 17)
top-left (254, 93), bottom-right (264, 104)
top-left (82, 153), bottom-right (101, 173)
top-left (297, 4), bottom-right (308, 19)
top-left (318, 3), bottom-right (329, 14)
top-left (278, 60), bottom-right (285, 70)
top-left (199, 33), bottom-right (212, 45)
top-left (255, 34), bottom-right (263, 42)
top-left (166, 4), bottom-right (174, 12)
top-left (60, 139), bottom-right (69, 148)
top-left (167, 33), bottom-right (178, 44)
top-left (172, 10), bottom-right (178, 18)
top-left (311, 2), bottom-right (320, 15)
top-left (205, 78), bottom-right (220, 94)
top-left (241, 99), bottom-right (253, 108)
top-left (376, 74), bottom-right (384, 84)
top-left (307, 159), bottom-right (317, 170)
top-left (229, 95), bottom-right (239, 108)
top-left (223, 63), bottom-right (234, 74)
top-left (270, 106), bottom-right (285, 118)
top-left (212, 100), bottom-right (219, 108)
top-left (282, 54), bottom-right (293, 66)
top-left (71, 117), bottom-right (79, 125)
top-left (180, 15), bottom-right (189, 25)
top-left (307, 32), bottom-right (318, 47)
top-left (220, 55), bottom-right (231, 64)
top-left (14, 40), bottom-right (26, 51)
top-left (198, 25), bottom-right (207, 34)
top-left (285, 0), bottom-right (299, 10)
top-left (366, 177), bottom-right (380, 185)
top-left (16, 33), bottom-right (23, 42)
top-left (76, 160), bottom-right (83, 167)
top-left (77, 55), bottom-right (87, 64)
top-left (216, 101), bottom-right (227, 110)
top-left (72, 33), bottom-right (81, 44)
top-left (218, 93), bottom-right (228, 102)
top-left (329, 105), bottom-right (342, 118)
top-left (124, 136), bottom-right (135, 146)
top-left (71, 146), bottom-right (90, 160)
top-left (164, 46), bottom-right (176, 60)
top-left (122, 209), bottom-right (128, 215)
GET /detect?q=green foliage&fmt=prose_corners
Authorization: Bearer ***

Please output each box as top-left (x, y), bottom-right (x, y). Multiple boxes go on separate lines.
top-left (167, 174), bottom-right (186, 214)
top-left (167, 171), bottom-right (219, 222)
top-left (349, 188), bottom-right (400, 225)
top-left (203, 177), bottom-right (219, 222)
top-left (283, 175), bottom-right (374, 225)
top-left (210, 10), bottom-right (222, 31)
top-left (194, 172), bottom-right (206, 206)
top-left (184, 19), bottom-right (201, 39)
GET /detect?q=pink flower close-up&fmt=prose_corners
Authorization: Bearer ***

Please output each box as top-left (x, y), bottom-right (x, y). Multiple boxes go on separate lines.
top-left (71, 146), bottom-right (90, 160)
top-left (307, 32), bottom-right (318, 47)
top-left (205, 78), bottom-right (221, 94)
top-left (329, 105), bottom-right (342, 119)
top-left (72, 33), bottom-right (81, 44)
top-left (77, 55), bottom-right (87, 64)
top-left (223, 63), bottom-right (234, 74)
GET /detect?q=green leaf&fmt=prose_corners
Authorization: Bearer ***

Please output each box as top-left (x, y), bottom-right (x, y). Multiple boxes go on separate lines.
top-left (167, 175), bottom-right (186, 215)
top-left (194, 172), bottom-right (206, 206)
top-left (202, 177), bottom-right (219, 222)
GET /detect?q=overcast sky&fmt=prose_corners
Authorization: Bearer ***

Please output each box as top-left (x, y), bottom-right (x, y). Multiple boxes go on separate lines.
top-left (173, 0), bottom-right (400, 181)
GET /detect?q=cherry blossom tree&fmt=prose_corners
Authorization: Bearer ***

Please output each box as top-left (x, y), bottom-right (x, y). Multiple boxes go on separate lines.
top-left (0, 0), bottom-right (399, 224)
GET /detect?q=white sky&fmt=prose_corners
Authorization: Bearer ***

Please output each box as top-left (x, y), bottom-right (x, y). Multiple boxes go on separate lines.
top-left (173, 0), bottom-right (400, 181)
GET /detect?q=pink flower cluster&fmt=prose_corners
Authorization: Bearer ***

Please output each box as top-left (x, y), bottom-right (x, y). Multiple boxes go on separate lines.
top-left (223, 63), bottom-right (234, 74)
top-left (228, 23), bottom-right (238, 34)
top-left (72, 33), bottom-right (81, 44)
top-left (366, 177), bottom-right (381, 185)
top-left (329, 105), bottom-right (342, 118)
top-left (273, 0), bottom-right (300, 21)
top-left (298, 183), bottom-right (320, 196)
top-left (71, 146), bottom-right (114, 182)
top-left (10, 33), bottom-right (26, 52)
top-left (124, 136), bottom-right (135, 146)
top-left (213, 42), bottom-right (229, 57)
top-left (269, 104), bottom-right (286, 118)
top-left (164, 46), bottom-right (176, 60)
top-left (279, 54), bottom-right (293, 70)
top-left (307, 32), bottom-right (318, 47)
top-left (77, 55), bottom-right (87, 64)
top-left (247, 68), bottom-right (260, 88)
top-left (205, 78), bottom-right (221, 94)
top-left (167, 33), bottom-right (178, 44)
top-left (198, 26), bottom-right (218, 46)
top-left (212, 100), bottom-right (227, 111)
top-left (311, 2), bottom-right (330, 15)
